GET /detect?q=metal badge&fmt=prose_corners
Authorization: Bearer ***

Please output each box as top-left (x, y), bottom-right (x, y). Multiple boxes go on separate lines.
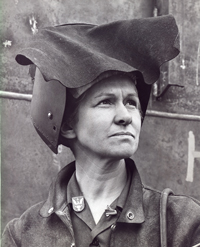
top-left (72, 196), bottom-right (85, 212)
top-left (105, 205), bottom-right (117, 217)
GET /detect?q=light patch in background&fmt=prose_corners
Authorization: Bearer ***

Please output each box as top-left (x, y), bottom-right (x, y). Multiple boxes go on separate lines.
top-left (3, 40), bottom-right (12, 47)
top-left (180, 58), bottom-right (186, 70)
top-left (196, 41), bottom-right (200, 86)
top-left (186, 131), bottom-right (200, 182)
top-left (29, 16), bottom-right (38, 35)
top-left (192, 243), bottom-right (200, 247)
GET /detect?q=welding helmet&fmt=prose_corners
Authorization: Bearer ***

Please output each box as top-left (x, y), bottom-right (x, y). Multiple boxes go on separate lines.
top-left (16, 14), bottom-right (180, 153)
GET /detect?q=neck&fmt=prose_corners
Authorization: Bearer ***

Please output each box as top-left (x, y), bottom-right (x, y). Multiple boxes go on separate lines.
top-left (75, 156), bottom-right (127, 223)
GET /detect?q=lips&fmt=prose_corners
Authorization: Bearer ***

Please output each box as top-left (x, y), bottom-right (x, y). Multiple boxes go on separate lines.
top-left (110, 132), bottom-right (135, 138)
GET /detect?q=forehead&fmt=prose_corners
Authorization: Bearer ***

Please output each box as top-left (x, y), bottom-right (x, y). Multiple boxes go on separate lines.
top-left (85, 75), bottom-right (138, 97)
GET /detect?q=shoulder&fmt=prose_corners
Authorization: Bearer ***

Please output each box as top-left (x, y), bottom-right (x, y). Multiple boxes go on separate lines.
top-left (166, 193), bottom-right (200, 245)
top-left (143, 185), bottom-right (200, 245)
top-left (2, 202), bottom-right (44, 246)
top-left (2, 201), bottom-right (71, 247)
top-left (1, 201), bottom-right (61, 247)
top-left (143, 184), bottom-right (200, 208)
top-left (143, 184), bottom-right (200, 213)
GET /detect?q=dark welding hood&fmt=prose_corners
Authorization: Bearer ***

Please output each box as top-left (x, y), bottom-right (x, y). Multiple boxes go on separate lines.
top-left (16, 14), bottom-right (180, 153)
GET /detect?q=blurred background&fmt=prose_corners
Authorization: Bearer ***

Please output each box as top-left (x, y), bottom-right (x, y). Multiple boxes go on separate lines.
top-left (1, 0), bottom-right (200, 232)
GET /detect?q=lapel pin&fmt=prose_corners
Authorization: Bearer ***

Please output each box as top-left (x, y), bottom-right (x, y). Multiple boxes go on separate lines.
top-left (72, 196), bottom-right (85, 212)
top-left (105, 205), bottom-right (117, 217)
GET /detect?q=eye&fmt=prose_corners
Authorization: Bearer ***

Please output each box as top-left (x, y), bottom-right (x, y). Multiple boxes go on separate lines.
top-left (98, 99), bottom-right (112, 105)
top-left (126, 99), bottom-right (138, 108)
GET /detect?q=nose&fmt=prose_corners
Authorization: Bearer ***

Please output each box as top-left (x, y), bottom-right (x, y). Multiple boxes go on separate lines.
top-left (114, 103), bottom-right (132, 126)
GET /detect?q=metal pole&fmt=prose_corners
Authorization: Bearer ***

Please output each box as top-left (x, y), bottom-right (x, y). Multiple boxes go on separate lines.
top-left (146, 110), bottom-right (200, 121)
top-left (0, 90), bottom-right (200, 121)
top-left (0, 91), bottom-right (32, 101)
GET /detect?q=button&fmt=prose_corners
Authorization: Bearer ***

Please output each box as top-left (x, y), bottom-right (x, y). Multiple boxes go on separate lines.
top-left (111, 224), bottom-right (116, 230)
top-left (127, 211), bottom-right (135, 220)
top-left (48, 112), bottom-right (53, 119)
top-left (48, 207), bottom-right (54, 214)
top-left (71, 243), bottom-right (75, 247)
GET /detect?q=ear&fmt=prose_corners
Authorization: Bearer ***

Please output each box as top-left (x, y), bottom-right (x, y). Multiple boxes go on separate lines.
top-left (60, 122), bottom-right (76, 139)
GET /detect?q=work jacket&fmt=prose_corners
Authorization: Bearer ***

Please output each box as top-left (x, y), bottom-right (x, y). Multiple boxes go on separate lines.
top-left (2, 158), bottom-right (200, 247)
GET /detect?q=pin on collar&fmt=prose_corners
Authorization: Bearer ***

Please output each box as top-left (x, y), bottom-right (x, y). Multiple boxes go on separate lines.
top-left (105, 205), bottom-right (117, 217)
top-left (72, 196), bottom-right (85, 212)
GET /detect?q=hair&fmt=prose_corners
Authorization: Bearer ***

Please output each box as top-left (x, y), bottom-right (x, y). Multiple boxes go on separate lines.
top-left (59, 89), bottom-right (87, 149)
top-left (63, 90), bottom-right (87, 127)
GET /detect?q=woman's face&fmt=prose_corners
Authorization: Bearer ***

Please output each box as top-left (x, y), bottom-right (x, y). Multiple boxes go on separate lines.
top-left (72, 75), bottom-right (142, 160)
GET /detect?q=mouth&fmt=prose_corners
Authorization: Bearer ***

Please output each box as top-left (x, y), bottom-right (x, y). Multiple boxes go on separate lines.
top-left (110, 132), bottom-right (135, 138)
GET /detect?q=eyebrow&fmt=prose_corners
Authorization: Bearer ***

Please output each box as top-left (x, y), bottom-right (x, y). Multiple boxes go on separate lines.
top-left (94, 92), bottom-right (139, 98)
top-left (94, 93), bottom-right (114, 98)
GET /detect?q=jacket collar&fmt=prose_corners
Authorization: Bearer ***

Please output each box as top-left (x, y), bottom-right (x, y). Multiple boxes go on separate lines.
top-left (118, 158), bottom-right (145, 224)
top-left (40, 158), bottom-right (145, 224)
top-left (40, 161), bottom-right (75, 217)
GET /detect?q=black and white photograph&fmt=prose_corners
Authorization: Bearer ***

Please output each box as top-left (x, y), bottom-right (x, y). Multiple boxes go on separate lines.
top-left (1, 0), bottom-right (200, 246)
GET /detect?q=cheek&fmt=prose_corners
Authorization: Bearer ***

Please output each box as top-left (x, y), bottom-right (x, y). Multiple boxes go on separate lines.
top-left (137, 118), bottom-right (142, 133)
top-left (132, 112), bottom-right (142, 132)
top-left (74, 109), bottom-right (106, 138)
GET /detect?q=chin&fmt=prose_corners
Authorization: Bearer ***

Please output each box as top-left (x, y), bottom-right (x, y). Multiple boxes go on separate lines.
top-left (107, 147), bottom-right (137, 160)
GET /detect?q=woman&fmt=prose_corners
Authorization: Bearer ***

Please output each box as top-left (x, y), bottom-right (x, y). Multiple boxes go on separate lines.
top-left (2, 15), bottom-right (200, 246)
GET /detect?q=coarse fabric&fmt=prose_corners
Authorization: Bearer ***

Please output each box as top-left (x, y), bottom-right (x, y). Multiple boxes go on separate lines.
top-left (2, 159), bottom-right (200, 247)
top-left (16, 15), bottom-right (179, 88)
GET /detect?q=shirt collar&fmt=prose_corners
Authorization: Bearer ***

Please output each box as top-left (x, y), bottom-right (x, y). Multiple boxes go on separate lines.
top-left (66, 165), bottom-right (131, 209)
top-left (40, 158), bottom-right (145, 224)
